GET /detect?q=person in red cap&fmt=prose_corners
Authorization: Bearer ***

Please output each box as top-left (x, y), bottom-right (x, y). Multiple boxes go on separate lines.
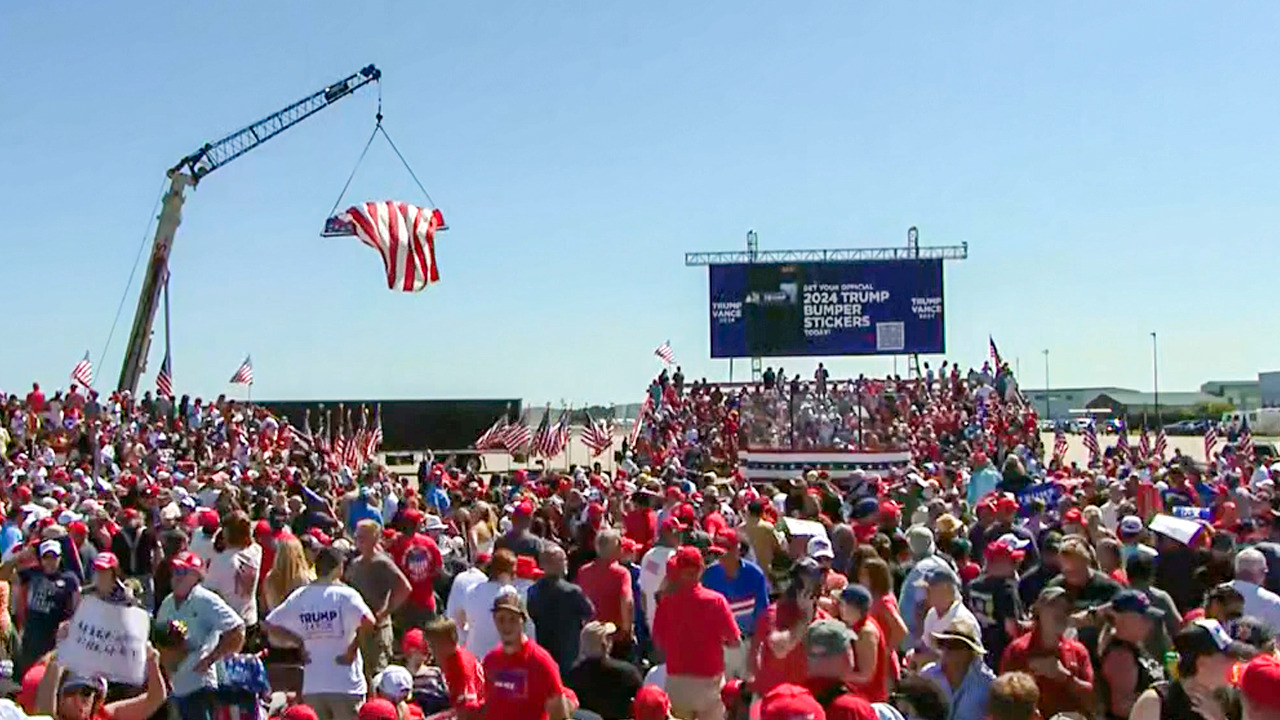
top-left (633, 684), bottom-right (675, 720)
top-left (757, 683), bottom-right (827, 720)
top-left (419, 618), bottom-right (485, 720)
top-left (155, 550), bottom-right (247, 720)
top-left (356, 697), bottom-right (399, 720)
top-left (638, 517), bottom-right (683, 635)
top-left (83, 551), bottom-right (135, 606)
top-left (967, 538), bottom-right (1026, 668)
top-left (389, 508), bottom-right (444, 632)
top-left (495, 499), bottom-right (544, 559)
top-left (701, 528), bottom-right (768, 680)
top-left (623, 491), bottom-right (658, 555)
top-left (652, 546), bottom-right (740, 720)
top-left (1238, 652), bottom-right (1280, 720)
top-left (575, 529), bottom-right (635, 658)
top-left (278, 703), bottom-right (321, 720)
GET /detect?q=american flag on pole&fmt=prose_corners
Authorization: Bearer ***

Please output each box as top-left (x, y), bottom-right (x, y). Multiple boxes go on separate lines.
top-left (502, 418), bottom-right (532, 454)
top-left (364, 405), bottom-right (383, 459)
top-left (475, 415), bottom-right (509, 451)
top-left (156, 351), bottom-right (174, 398)
top-left (582, 410), bottom-right (614, 456)
top-left (1083, 421), bottom-right (1101, 464)
top-left (229, 355), bottom-right (254, 385)
top-left (654, 341), bottom-right (676, 365)
top-left (988, 336), bottom-right (1003, 368)
top-left (629, 393), bottom-right (655, 448)
top-left (1115, 421), bottom-right (1130, 458)
top-left (530, 407), bottom-right (555, 458)
top-left (1205, 424), bottom-right (1219, 461)
top-left (550, 409), bottom-right (572, 457)
top-left (1239, 418), bottom-right (1255, 463)
top-left (341, 202), bottom-right (445, 292)
top-left (71, 351), bottom-right (94, 388)
top-left (293, 410), bottom-right (315, 454)
top-left (1139, 427), bottom-right (1151, 460)
top-left (1052, 425), bottom-right (1068, 463)
top-left (1154, 427), bottom-right (1168, 460)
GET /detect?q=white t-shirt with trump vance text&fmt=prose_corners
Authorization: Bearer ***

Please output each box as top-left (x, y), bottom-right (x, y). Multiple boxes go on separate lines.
top-left (265, 582), bottom-right (374, 696)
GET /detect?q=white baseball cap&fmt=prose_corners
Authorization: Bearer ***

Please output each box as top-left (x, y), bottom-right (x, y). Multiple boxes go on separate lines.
top-left (374, 665), bottom-right (413, 703)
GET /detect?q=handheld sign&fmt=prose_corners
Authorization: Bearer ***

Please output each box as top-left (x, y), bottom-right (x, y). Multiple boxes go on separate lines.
top-left (1148, 513), bottom-right (1205, 547)
top-left (58, 596), bottom-right (150, 685)
top-left (1171, 506), bottom-right (1212, 520)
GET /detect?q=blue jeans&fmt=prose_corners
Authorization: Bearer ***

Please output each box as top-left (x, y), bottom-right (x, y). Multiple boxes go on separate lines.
top-left (172, 689), bottom-right (216, 720)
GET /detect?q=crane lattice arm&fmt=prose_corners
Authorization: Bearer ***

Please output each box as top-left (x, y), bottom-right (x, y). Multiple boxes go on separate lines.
top-left (116, 65), bottom-right (381, 393)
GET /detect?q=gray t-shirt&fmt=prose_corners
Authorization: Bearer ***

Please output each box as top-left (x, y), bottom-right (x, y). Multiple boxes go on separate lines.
top-left (344, 551), bottom-right (403, 626)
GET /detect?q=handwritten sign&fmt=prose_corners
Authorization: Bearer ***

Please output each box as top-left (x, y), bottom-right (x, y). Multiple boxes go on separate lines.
top-left (58, 596), bottom-right (149, 685)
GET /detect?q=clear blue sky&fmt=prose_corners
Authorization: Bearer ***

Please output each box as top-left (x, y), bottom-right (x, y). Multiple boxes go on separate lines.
top-left (3, 2), bottom-right (1279, 405)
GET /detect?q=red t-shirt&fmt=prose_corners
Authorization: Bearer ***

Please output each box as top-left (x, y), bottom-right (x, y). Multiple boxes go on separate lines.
top-left (575, 559), bottom-right (633, 629)
top-left (623, 509), bottom-right (657, 551)
top-left (442, 646), bottom-right (486, 712)
top-left (397, 533), bottom-right (444, 611)
top-left (653, 584), bottom-right (740, 677)
top-left (482, 637), bottom-right (565, 720)
top-left (703, 511), bottom-right (731, 539)
top-left (752, 605), bottom-right (831, 696)
top-left (999, 630), bottom-right (1094, 718)
top-left (25, 391), bottom-right (44, 413)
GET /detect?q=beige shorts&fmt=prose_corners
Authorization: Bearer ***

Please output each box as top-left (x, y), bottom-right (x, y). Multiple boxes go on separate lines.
top-left (666, 673), bottom-right (725, 720)
top-left (723, 643), bottom-right (749, 680)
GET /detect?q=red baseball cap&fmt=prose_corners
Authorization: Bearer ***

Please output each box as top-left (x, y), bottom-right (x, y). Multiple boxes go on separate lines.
top-left (171, 551), bottom-right (204, 573)
top-left (253, 520), bottom-right (273, 539)
top-left (664, 486), bottom-right (685, 502)
top-left (1240, 653), bottom-right (1280, 710)
top-left (633, 685), bottom-right (672, 720)
top-left (666, 545), bottom-right (704, 575)
top-left (401, 508), bottom-right (424, 526)
top-left (620, 538), bottom-right (641, 554)
top-left (92, 552), bottom-right (120, 571)
top-left (985, 540), bottom-right (1025, 564)
top-left (516, 555), bottom-right (545, 580)
top-left (879, 500), bottom-right (901, 518)
top-left (281, 705), bottom-right (320, 720)
top-left (659, 517), bottom-right (685, 534)
top-left (356, 698), bottom-right (398, 720)
top-left (1063, 508), bottom-right (1083, 525)
top-left (401, 628), bottom-right (427, 655)
top-left (759, 683), bottom-right (825, 720)
top-left (512, 500), bottom-right (534, 518)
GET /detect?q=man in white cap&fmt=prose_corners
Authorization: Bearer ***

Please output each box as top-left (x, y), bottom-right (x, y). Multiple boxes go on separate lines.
top-left (3, 538), bottom-right (79, 676)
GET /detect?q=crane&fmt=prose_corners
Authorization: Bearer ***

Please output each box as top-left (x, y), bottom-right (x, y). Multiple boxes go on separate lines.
top-left (116, 65), bottom-right (381, 393)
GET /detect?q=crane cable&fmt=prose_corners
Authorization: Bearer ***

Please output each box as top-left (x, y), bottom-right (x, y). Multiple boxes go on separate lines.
top-left (98, 177), bottom-right (170, 380)
top-left (325, 84), bottom-right (438, 218)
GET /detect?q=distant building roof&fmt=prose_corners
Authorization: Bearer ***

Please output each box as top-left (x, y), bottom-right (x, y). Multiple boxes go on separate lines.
top-left (1201, 380), bottom-right (1260, 392)
top-left (1021, 386), bottom-right (1138, 395)
top-left (1088, 390), bottom-right (1220, 408)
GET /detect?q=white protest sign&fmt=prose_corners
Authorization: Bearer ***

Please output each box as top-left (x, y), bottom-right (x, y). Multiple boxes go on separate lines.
top-left (1148, 513), bottom-right (1205, 547)
top-left (57, 595), bottom-right (149, 685)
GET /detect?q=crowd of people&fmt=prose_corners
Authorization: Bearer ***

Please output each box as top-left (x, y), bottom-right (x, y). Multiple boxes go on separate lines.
top-left (2, 355), bottom-right (1280, 720)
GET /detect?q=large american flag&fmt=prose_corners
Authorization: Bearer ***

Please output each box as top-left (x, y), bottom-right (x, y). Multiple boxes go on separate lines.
top-left (1052, 425), bottom-right (1068, 463)
top-left (1139, 427), bottom-right (1151, 460)
top-left (1205, 424), bottom-right (1219, 462)
top-left (475, 416), bottom-right (509, 451)
top-left (1116, 421), bottom-right (1130, 458)
top-left (1083, 421), bottom-right (1101, 463)
top-left (156, 351), bottom-right (174, 398)
top-left (549, 409), bottom-right (572, 457)
top-left (654, 341), bottom-right (676, 365)
top-left (229, 355), bottom-right (254, 385)
top-left (342, 202), bottom-right (444, 292)
top-left (71, 351), bottom-right (94, 388)
top-left (364, 406), bottom-right (383, 459)
top-left (1154, 427), bottom-right (1169, 460)
top-left (1239, 418), bottom-right (1255, 463)
top-left (502, 418), bottom-right (532, 454)
top-left (629, 393), bottom-right (655, 448)
top-left (988, 336), bottom-right (1003, 368)
top-left (582, 410), bottom-right (614, 456)
top-left (530, 408), bottom-right (555, 458)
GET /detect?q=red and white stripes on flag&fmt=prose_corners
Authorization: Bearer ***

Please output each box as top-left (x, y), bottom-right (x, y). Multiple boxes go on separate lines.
top-left (1154, 428), bottom-right (1169, 460)
top-left (475, 416), bottom-right (509, 451)
top-left (531, 408), bottom-right (555, 458)
top-left (342, 202), bottom-right (444, 292)
top-left (71, 351), bottom-right (93, 388)
top-left (550, 409), bottom-right (571, 457)
top-left (1083, 421), bottom-right (1100, 463)
top-left (1239, 420), bottom-right (1255, 462)
top-left (654, 341), bottom-right (676, 365)
top-left (988, 336), bottom-right (1003, 368)
top-left (1205, 424), bottom-right (1219, 461)
top-left (1052, 426), bottom-right (1068, 462)
top-left (502, 419), bottom-right (532, 453)
top-left (582, 410), bottom-right (614, 456)
top-left (364, 407), bottom-right (383, 459)
top-left (229, 355), bottom-right (254, 385)
top-left (629, 394), bottom-right (655, 448)
top-left (156, 351), bottom-right (174, 398)
top-left (1139, 428), bottom-right (1151, 460)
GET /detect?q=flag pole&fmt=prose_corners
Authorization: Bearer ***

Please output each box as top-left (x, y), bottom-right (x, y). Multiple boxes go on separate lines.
top-left (163, 273), bottom-right (172, 399)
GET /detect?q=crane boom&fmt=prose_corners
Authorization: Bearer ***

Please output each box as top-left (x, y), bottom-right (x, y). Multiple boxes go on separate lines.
top-left (116, 65), bottom-right (381, 393)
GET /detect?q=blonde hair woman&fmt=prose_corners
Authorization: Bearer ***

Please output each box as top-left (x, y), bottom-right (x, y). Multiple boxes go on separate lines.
top-left (263, 535), bottom-right (315, 612)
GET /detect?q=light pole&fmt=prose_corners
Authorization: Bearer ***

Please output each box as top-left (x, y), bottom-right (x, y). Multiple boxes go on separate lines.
top-left (1151, 332), bottom-right (1160, 426)
top-left (1042, 349), bottom-right (1051, 420)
